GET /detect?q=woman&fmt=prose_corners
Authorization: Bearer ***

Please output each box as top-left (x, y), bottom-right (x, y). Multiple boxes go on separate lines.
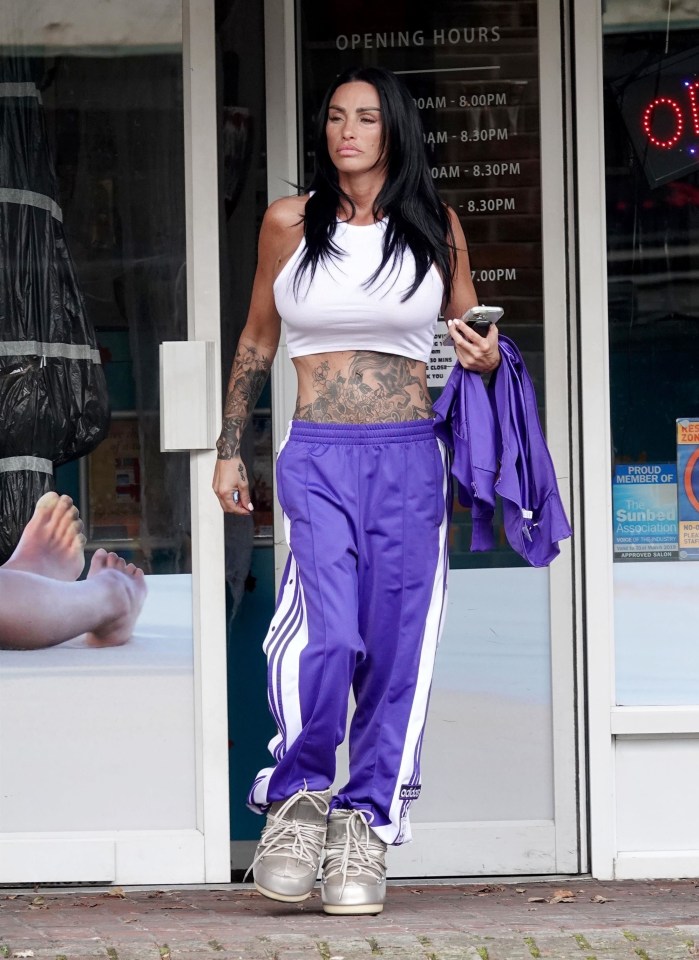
top-left (213, 66), bottom-right (500, 915)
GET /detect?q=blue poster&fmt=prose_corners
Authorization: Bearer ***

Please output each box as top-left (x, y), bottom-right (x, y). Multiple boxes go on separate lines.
top-left (613, 464), bottom-right (678, 561)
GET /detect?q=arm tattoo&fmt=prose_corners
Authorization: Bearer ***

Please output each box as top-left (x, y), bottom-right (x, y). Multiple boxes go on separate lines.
top-left (216, 341), bottom-right (272, 460)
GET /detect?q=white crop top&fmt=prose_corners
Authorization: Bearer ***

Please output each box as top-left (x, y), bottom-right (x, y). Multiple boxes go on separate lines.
top-left (273, 219), bottom-right (444, 363)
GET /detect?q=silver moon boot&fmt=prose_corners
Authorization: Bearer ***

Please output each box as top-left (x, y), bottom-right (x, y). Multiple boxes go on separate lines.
top-left (248, 787), bottom-right (332, 902)
top-left (321, 809), bottom-right (387, 915)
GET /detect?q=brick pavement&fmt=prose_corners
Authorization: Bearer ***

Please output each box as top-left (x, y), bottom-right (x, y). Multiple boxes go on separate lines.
top-left (1, 880), bottom-right (698, 960)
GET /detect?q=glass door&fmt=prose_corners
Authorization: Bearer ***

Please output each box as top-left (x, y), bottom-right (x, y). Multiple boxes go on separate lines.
top-left (0, 0), bottom-right (228, 885)
top-left (275, 0), bottom-right (578, 877)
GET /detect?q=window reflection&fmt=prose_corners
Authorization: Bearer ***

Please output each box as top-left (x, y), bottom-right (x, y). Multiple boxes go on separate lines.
top-left (605, 25), bottom-right (699, 469)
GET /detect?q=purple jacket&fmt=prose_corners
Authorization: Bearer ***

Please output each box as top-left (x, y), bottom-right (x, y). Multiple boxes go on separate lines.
top-left (432, 335), bottom-right (571, 567)
top-left (432, 358), bottom-right (499, 552)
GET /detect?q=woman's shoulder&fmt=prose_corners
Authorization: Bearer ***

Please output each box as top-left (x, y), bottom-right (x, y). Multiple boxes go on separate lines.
top-left (258, 195), bottom-right (308, 273)
top-left (443, 203), bottom-right (466, 243)
top-left (263, 194), bottom-right (309, 231)
top-left (442, 202), bottom-right (459, 227)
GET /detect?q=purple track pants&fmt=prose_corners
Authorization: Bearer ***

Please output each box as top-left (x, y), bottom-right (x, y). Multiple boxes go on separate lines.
top-left (247, 419), bottom-right (450, 845)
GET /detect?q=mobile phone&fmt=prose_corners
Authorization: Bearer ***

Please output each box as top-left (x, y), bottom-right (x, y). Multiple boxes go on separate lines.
top-left (462, 305), bottom-right (504, 338)
top-left (443, 305), bottom-right (503, 345)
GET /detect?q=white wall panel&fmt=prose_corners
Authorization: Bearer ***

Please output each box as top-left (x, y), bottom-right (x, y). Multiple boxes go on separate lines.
top-left (616, 739), bottom-right (699, 852)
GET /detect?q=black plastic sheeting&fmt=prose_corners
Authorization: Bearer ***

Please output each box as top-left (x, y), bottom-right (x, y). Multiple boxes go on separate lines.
top-left (0, 57), bottom-right (110, 561)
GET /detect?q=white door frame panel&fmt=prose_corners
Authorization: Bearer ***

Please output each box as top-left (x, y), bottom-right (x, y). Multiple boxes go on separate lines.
top-left (571, 0), bottom-right (616, 881)
top-left (539, 0), bottom-right (580, 876)
top-left (183, 0), bottom-right (230, 883)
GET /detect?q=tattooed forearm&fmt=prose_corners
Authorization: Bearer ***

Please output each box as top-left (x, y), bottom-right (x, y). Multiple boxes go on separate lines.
top-left (216, 341), bottom-right (273, 460)
top-left (293, 352), bottom-right (433, 424)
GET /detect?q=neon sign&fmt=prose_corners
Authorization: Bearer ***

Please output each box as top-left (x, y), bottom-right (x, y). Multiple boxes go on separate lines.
top-left (613, 47), bottom-right (699, 187)
top-left (642, 96), bottom-right (684, 149)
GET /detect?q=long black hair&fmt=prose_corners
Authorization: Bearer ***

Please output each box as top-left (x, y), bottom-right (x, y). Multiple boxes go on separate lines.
top-left (293, 66), bottom-right (456, 304)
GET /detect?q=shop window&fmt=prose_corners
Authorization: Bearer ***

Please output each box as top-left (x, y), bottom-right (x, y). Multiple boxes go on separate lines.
top-left (0, 2), bottom-right (198, 842)
top-left (603, 7), bottom-right (699, 704)
top-left (45, 50), bottom-right (191, 573)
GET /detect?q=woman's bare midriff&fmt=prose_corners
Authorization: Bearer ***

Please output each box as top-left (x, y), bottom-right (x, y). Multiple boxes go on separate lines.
top-left (292, 350), bottom-right (433, 424)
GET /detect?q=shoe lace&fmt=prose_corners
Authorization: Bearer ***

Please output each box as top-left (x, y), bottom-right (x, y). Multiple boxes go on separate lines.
top-left (245, 789), bottom-right (329, 880)
top-left (323, 810), bottom-right (385, 895)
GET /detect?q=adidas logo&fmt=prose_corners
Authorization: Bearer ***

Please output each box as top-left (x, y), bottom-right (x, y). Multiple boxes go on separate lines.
top-left (399, 784), bottom-right (421, 801)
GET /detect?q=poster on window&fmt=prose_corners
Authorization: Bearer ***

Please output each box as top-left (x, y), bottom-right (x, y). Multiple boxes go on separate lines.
top-left (677, 418), bottom-right (699, 560)
top-left (612, 464), bottom-right (678, 561)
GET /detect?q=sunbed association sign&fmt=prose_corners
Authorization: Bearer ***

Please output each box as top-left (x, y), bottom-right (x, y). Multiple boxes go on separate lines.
top-left (613, 463), bottom-right (678, 561)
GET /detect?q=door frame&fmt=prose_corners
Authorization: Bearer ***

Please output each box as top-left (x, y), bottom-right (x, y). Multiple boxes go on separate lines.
top-left (570, 0), bottom-right (616, 881)
top-left (540, 0), bottom-right (585, 876)
top-left (264, 0), bottom-right (583, 877)
top-left (183, 0), bottom-right (230, 884)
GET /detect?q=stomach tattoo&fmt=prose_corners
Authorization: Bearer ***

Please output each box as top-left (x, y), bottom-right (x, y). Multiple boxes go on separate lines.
top-left (293, 351), bottom-right (433, 424)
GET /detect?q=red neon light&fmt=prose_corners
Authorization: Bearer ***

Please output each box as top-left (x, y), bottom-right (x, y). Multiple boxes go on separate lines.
top-left (642, 97), bottom-right (684, 149)
top-left (687, 80), bottom-right (699, 136)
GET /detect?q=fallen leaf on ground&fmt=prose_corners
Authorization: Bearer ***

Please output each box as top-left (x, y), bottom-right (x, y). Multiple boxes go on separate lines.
top-left (105, 887), bottom-right (126, 899)
top-left (591, 894), bottom-right (613, 903)
top-left (528, 896), bottom-right (546, 903)
top-left (12, 952), bottom-right (34, 958)
top-left (515, 887), bottom-right (526, 893)
top-left (549, 890), bottom-right (576, 903)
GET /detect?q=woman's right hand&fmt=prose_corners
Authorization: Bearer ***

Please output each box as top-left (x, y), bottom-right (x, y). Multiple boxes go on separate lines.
top-left (212, 455), bottom-right (254, 515)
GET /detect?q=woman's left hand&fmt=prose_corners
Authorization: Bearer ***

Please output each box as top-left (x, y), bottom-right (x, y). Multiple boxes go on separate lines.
top-left (448, 317), bottom-right (501, 373)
